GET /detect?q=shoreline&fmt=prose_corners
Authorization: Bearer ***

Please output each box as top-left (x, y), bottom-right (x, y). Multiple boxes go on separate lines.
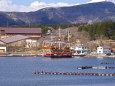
top-left (0, 55), bottom-right (115, 58)
top-left (84, 55), bottom-right (115, 58)
top-left (0, 52), bottom-right (115, 58)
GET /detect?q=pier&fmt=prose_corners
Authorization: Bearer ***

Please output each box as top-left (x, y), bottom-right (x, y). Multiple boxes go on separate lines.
top-left (101, 62), bottom-right (115, 64)
top-left (77, 66), bottom-right (115, 69)
top-left (34, 71), bottom-right (115, 76)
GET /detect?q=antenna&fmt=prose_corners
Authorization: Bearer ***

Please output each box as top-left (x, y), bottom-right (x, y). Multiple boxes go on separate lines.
top-left (58, 26), bottom-right (61, 49)
top-left (67, 28), bottom-right (70, 42)
top-left (7, 21), bottom-right (8, 28)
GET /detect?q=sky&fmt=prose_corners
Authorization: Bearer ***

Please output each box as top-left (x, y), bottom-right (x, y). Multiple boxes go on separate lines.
top-left (0, 0), bottom-right (114, 12)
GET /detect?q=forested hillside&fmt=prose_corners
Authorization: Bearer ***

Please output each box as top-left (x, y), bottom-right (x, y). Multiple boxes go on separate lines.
top-left (78, 21), bottom-right (115, 40)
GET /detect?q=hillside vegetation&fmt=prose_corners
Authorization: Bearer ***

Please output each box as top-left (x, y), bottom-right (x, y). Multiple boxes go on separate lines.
top-left (1, 21), bottom-right (115, 41)
top-left (78, 21), bottom-right (115, 40)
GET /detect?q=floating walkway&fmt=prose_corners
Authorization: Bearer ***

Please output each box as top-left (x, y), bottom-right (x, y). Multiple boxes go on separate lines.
top-left (101, 62), bottom-right (115, 64)
top-left (77, 66), bottom-right (115, 69)
top-left (34, 71), bottom-right (115, 76)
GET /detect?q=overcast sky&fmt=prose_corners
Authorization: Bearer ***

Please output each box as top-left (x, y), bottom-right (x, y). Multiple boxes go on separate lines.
top-left (0, 0), bottom-right (114, 12)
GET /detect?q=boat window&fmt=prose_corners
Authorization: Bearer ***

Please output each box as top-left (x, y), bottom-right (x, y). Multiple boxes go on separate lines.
top-left (77, 51), bottom-right (81, 54)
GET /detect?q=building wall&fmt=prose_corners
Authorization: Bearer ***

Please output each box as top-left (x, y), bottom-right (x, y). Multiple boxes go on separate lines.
top-left (97, 47), bottom-right (103, 54)
top-left (26, 39), bottom-right (38, 48)
top-left (0, 41), bottom-right (5, 45)
top-left (6, 39), bottom-right (40, 52)
top-left (1, 34), bottom-right (41, 38)
top-left (0, 46), bottom-right (6, 52)
top-left (8, 40), bottom-right (26, 47)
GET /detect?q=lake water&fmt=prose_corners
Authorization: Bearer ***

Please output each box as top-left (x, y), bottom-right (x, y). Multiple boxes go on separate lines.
top-left (0, 57), bottom-right (115, 86)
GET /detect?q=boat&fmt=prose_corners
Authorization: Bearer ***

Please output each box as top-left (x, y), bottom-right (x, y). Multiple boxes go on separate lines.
top-left (71, 45), bottom-right (87, 57)
top-left (41, 28), bottom-right (73, 58)
top-left (42, 44), bottom-right (73, 58)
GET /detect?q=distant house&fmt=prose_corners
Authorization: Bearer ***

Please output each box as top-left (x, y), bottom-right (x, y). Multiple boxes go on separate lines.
top-left (0, 27), bottom-right (41, 38)
top-left (46, 30), bottom-right (52, 35)
top-left (0, 35), bottom-right (40, 52)
top-left (97, 46), bottom-right (111, 54)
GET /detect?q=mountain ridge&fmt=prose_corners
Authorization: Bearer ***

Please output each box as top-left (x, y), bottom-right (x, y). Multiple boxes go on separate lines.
top-left (0, 1), bottom-right (115, 25)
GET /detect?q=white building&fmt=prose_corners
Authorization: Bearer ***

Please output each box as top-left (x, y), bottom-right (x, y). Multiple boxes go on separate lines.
top-left (71, 45), bottom-right (87, 56)
top-left (97, 46), bottom-right (111, 54)
top-left (0, 46), bottom-right (6, 52)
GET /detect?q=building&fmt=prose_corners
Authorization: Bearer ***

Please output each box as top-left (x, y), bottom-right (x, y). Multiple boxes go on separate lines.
top-left (0, 35), bottom-right (40, 52)
top-left (97, 46), bottom-right (111, 54)
top-left (46, 30), bottom-right (52, 35)
top-left (0, 46), bottom-right (6, 53)
top-left (71, 45), bottom-right (87, 56)
top-left (0, 27), bottom-right (41, 38)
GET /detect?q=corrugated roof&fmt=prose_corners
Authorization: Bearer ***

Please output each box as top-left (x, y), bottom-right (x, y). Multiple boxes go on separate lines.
top-left (98, 46), bottom-right (111, 49)
top-left (0, 27), bottom-right (41, 34)
top-left (103, 46), bottom-right (111, 49)
top-left (0, 35), bottom-right (30, 44)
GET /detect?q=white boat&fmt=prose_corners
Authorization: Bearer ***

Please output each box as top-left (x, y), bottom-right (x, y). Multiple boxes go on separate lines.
top-left (71, 45), bottom-right (87, 57)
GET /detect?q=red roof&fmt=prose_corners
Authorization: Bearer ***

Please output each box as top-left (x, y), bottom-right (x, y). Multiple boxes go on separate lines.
top-left (0, 27), bottom-right (41, 34)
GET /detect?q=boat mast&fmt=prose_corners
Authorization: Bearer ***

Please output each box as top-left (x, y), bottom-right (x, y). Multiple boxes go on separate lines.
top-left (66, 28), bottom-right (71, 47)
top-left (59, 26), bottom-right (61, 49)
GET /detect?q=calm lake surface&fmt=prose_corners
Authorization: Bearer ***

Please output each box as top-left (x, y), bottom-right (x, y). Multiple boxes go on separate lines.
top-left (0, 57), bottom-right (115, 86)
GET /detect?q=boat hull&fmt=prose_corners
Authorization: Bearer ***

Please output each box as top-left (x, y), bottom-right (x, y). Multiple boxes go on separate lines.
top-left (44, 54), bottom-right (72, 58)
top-left (72, 55), bottom-right (85, 57)
top-left (72, 53), bottom-right (86, 57)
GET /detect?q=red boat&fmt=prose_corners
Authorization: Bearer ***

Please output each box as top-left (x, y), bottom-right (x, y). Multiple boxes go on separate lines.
top-left (42, 44), bottom-right (73, 58)
top-left (41, 28), bottom-right (73, 58)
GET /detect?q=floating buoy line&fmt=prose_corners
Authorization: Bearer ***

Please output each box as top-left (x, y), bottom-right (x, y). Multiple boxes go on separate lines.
top-left (34, 62), bottom-right (115, 77)
top-left (101, 62), bottom-right (115, 64)
top-left (34, 71), bottom-right (115, 76)
top-left (77, 66), bottom-right (115, 70)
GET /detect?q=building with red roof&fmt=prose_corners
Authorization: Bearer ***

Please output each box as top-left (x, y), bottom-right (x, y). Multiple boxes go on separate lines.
top-left (0, 27), bottom-right (42, 38)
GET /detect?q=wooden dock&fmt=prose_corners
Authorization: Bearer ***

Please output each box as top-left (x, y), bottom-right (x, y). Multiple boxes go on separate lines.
top-left (34, 71), bottom-right (115, 76)
top-left (77, 66), bottom-right (115, 69)
top-left (101, 62), bottom-right (115, 64)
